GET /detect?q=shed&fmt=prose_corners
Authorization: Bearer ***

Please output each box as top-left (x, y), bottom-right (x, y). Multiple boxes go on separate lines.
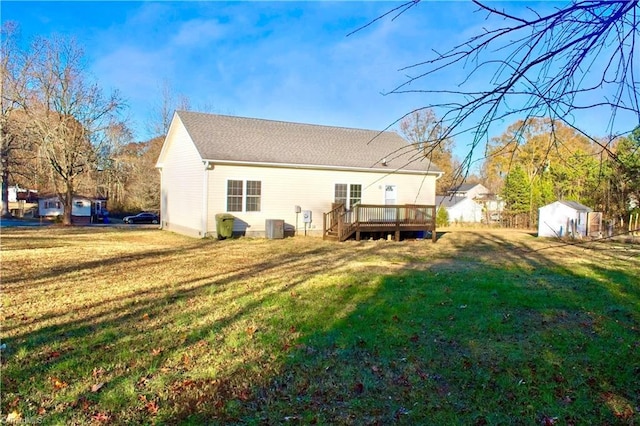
top-left (538, 200), bottom-right (593, 238)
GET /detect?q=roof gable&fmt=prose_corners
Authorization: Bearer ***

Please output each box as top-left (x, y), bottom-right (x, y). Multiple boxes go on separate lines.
top-left (174, 111), bottom-right (442, 174)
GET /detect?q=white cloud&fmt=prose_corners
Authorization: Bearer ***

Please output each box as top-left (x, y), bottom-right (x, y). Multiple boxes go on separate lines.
top-left (171, 18), bottom-right (227, 47)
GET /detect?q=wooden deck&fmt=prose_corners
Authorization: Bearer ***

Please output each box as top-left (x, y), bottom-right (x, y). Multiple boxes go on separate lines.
top-left (323, 204), bottom-right (437, 242)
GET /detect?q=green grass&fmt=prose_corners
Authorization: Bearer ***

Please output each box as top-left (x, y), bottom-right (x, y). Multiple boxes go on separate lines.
top-left (1, 228), bottom-right (639, 424)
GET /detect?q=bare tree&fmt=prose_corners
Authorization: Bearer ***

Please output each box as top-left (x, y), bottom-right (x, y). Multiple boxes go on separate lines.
top-left (26, 35), bottom-right (125, 225)
top-left (398, 109), bottom-right (458, 193)
top-left (0, 22), bottom-right (34, 217)
top-left (359, 1), bottom-right (640, 180)
top-left (146, 79), bottom-right (191, 138)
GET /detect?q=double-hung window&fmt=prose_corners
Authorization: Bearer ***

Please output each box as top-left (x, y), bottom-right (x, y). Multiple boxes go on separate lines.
top-left (334, 183), bottom-right (362, 209)
top-left (227, 180), bottom-right (261, 212)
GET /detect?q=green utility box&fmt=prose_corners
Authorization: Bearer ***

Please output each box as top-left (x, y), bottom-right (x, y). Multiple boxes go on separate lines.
top-left (215, 213), bottom-right (235, 239)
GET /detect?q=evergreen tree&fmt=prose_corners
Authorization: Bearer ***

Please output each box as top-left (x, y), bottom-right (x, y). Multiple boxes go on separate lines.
top-left (502, 164), bottom-right (529, 214)
top-left (436, 206), bottom-right (449, 227)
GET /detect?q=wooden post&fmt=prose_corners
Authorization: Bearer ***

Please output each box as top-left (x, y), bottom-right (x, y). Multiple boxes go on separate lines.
top-left (355, 205), bottom-right (361, 241)
top-left (394, 206), bottom-right (400, 241)
top-left (432, 206), bottom-right (437, 242)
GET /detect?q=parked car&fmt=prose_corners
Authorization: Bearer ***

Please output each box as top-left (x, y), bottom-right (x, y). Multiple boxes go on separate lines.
top-left (123, 212), bottom-right (159, 224)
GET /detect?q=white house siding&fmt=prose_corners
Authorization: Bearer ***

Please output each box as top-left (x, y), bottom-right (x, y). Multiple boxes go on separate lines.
top-left (538, 201), bottom-right (589, 237)
top-left (38, 196), bottom-right (91, 221)
top-left (160, 117), bottom-right (206, 237)
top-left (448, 198), bottom-right (484, 223)
top-left (38, 197), bottom-right (63, 217)
top-left (204, 164), bottom-right (437, 237)
top-left (71, 198), bottom-right (91, 217)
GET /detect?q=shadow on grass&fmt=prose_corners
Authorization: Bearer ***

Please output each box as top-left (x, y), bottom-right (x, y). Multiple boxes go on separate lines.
top-left (2, 229), bottom-right (639, 424)
top-left (234, 233), bottom-right (640, 425)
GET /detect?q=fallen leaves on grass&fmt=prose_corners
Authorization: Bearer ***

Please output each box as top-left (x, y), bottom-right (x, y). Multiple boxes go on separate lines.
top-left (602, 391), bottom-right (635, 420)
top-left (5, 411), bottom-right (22, 423)
top-left (91, 412), bottom-right (111, 423)
top-left (47, 351), bottom-right (61, 360)
top-left (92, 367), bottom-right (105, 378)
top-left (90, 382), bottom-right (105, 393)
top-left (49, 376), bottom-right (68, 390)
top-left (138, 395), bottom-right (159, 415)
top-left (246, 326), bottom-right (258, 337)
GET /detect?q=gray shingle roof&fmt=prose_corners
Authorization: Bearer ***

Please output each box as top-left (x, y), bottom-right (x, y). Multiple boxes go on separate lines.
top-left (448, 183), bottom-right (480, 193)
top-left (175, 111), bottom-right (442, 174)
top-left (557, 200), bottom-right (592, 212)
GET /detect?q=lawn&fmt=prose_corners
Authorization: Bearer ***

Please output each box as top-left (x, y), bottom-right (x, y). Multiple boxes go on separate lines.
top-left (1, 227), bottom-right (639, 425)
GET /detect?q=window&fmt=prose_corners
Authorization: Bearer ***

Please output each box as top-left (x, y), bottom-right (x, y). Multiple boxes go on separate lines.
top-left (335, 183), bottom-right (361, 209)
top-left (246, 181), bottom-right (261, 212)
top-left (227, 180), bottom-right (261, 212)
top-left (45, 201), bottom-right (61, 209)
top-left (335, 184), bottom-right (347, 206)
top-left (349, 184), bottom-right (362, 208)
top-left (227, 180), bottom-right (243, 212)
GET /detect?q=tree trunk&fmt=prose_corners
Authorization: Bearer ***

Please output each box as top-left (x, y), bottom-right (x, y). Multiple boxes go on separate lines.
top-left (1, 167), bottom-right (9, 217)
top-left (62, 182), bottom-right (73, 225)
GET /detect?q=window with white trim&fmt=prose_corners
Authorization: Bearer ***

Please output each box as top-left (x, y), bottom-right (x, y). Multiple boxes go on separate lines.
top-left (45, 201), bottom-right (61, 209)
top-left (227, 180), bottom-right (261, 212)
top-left (334, 183), bottom-right (361, 209)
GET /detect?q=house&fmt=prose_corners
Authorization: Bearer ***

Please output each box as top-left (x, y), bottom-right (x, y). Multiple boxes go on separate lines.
top-left (155, 111), bottom-right (443, 238)
top-left (538, 200), bottom-right (599, 238)
top-left (446, 183), bottom-right (490, 199)
top-left (38, 195), bottom-right (107, 224)
top-left (8, 185), bottom-right (38, 203)
top-left (436, 195), bottom-right (484, 223)
top-left (441, 183), bottom-right (504, 223)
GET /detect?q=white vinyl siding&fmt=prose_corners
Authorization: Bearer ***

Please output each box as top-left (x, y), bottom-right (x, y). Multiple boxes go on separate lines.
top-left (159, 116), bottom-right (206, 237)
top-left (205, 164), bottom-right (437, 236)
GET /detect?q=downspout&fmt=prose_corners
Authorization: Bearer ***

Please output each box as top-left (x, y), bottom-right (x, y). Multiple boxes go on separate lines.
top-left (202, 161), bottom-right (211, 237)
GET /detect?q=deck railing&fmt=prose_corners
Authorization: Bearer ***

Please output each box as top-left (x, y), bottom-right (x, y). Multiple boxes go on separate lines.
top-left (323, 203), bottom-right (345, 236)
top-left (324, 204), bottom-right (437, 242)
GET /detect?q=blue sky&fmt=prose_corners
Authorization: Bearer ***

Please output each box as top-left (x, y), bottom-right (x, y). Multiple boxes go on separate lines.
top-left (3, 1), bottom-right (636, 161)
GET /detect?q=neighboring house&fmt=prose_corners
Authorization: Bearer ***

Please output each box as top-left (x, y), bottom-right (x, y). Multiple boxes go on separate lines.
top-left (441, 183), bottom-right (504, 223)
top-left (446, 183), bottom-right (490, 199)
top-left (156, 111), bottom-right (443, 238)
top-left (8, 186), bottom-right (38, 203)
top-left (436, 195), bottom-right (484, 223)
top-left (38, 195), bottom-right (107, 224)
top-left (538, 200), bottom-right (599, 238)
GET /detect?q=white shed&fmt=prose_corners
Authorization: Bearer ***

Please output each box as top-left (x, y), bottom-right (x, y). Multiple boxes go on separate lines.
top-left (538, 200), bottom-right (592, 238)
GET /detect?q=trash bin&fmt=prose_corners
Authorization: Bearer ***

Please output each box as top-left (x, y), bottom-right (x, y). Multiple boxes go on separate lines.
top-left (215, 213), bottom-right (235, 239)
